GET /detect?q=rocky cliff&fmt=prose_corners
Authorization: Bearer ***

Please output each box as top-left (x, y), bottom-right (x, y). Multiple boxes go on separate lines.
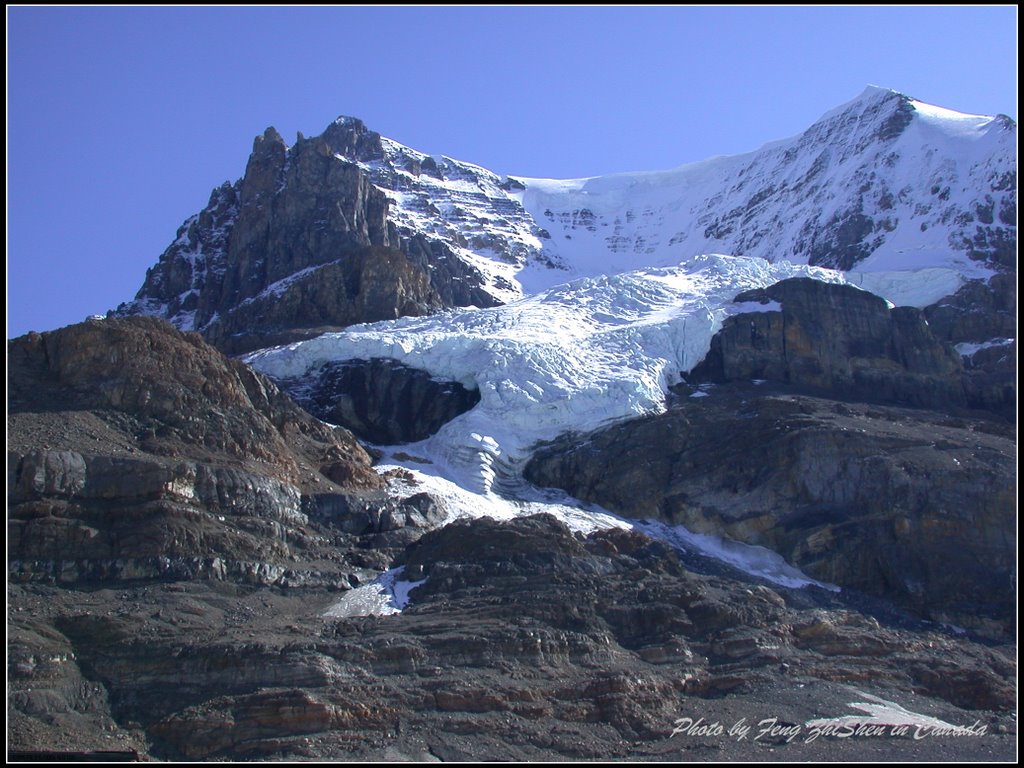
top-left (689, 277), bottom-right (967, 409)
top-left (526, 384), bottom-right (1016, 637)
top-left (524, 276), bottom-right (1016, 635)
top-left (117, 122), bottom-right (497, 353)
top-left (7, 317), bottom-right (450, 588)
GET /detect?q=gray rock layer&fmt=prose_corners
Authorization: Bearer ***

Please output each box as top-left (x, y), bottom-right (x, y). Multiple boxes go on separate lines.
top-left (9, 516), bottom-right (1016, 761)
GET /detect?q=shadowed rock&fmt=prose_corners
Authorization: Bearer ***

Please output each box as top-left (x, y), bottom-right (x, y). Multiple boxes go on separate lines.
top-left (526, 385), bottom-right (1016, 637)
top-left (690, 278), bottom-right (966, 410)
top-left (293, 358), bottom-right (480, 445)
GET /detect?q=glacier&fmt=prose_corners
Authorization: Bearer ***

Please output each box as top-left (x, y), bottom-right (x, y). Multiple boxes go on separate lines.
top-left (247, 254), bottom-right (962, 492)
top-left (247, 254), bottom-right (953, 591)
top-left (248, 255), bottom-right (847, 492)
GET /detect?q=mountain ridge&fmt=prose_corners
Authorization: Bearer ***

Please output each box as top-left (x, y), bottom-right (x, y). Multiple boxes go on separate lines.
top-left (115, 86), bottom-right (1015, 354)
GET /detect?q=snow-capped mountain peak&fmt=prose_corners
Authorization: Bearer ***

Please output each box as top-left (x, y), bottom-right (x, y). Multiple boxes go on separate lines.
top-left (321, 84), bottom-right (1013, 304)
top-left (119, 87), bottom-right (1014, 356)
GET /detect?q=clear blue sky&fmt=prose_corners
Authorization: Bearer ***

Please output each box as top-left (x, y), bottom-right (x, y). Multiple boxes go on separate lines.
top-left (7, 6), bottom-right (1017, 338)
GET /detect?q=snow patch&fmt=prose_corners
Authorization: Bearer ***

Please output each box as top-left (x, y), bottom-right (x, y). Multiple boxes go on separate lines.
top-left (732, 300), bottom-right (783, 314)
top-left (636, 519), bottom-right (838, 591)
top-left (805, 690), bottom-right (981, 734)
top-left (322, 566), bottom-right (427, 618)
top-left (954, 337), bottom-right (1014, 358)
top-left (377, 455), bottom-right (832, 591)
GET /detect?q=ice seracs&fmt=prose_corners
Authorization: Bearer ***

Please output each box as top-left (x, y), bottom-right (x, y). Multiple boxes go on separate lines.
top-left (248, 255), bottom-right (849, 491)
top-left (249, 252), bottom-right (962, 495)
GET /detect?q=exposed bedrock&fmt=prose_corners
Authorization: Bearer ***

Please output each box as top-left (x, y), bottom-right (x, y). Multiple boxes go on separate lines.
top-left (290, 357), bottom-right (481, 445)
top-left (525, 278), bottom-right (1014, 636)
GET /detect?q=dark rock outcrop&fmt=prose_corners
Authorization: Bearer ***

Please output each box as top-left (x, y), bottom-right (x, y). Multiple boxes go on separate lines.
top-left (690, 278), bottom-right (966, 410)
top-left (292, 358), bottom-right (480, 445)
top-left (116, 119), bottom-right (498, 353)
top-left (924, 274), bottom-right (1017, 418)
top-left (304, 491), bottom-right (447, 548)
top-left (201, 247), bottom-right (445, 355)
top-left (924, 274), bottom-right (1016, 344)
top-left (526, 385), bottom-right (1016, 637)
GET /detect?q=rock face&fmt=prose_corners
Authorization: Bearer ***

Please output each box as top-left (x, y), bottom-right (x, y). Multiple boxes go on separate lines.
top-left (201, 246), bottom-right (446, 354)
top-left (526, 384), bottom-right (1016, 637)
top-left (6, 317), bottom-right (450, 589)
top-left (924, 274), bottom-right (1017, 418)
top-left (689, 273), bottom-right (1015, 418)
top-left (116, 121), bottom-right (497, 353)
top-left (7, 316), bottom-right (375, 482)
top-left (290, 358), bottom-right (481, 445)
top-left (690, 278), bottom-right (966, 410)
top-left (9, 516), bottom-right (1016, 761)
top-left (524, 277), bottom-right (1015, 637)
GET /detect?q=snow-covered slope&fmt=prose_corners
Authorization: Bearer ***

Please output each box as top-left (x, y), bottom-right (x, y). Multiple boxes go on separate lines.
top-left (512, 87), bottom-right (1014, 286)
top-left (342, 86), bottom-right (1013, 300)
top-left (343, 133), bottom-right (551, 305)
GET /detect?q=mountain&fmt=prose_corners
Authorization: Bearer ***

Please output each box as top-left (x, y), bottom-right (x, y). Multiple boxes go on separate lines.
top-left (11, 88), bottom-right (1018, 760)
top-left (238, 90), bottom-right (1015, 632)
top-left (116, 86), bottom-right (1015, 353)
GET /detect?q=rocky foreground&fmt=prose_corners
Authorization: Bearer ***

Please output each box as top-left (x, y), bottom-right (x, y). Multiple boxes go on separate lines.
top-left (6, 316), bottom-right (1018, 761)
top-left (8, 513), bottom-right (1018, 761)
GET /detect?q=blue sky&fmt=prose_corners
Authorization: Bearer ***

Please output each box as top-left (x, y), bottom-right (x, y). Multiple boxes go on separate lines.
top-left (7, 6), bottom-right (1017, 338)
